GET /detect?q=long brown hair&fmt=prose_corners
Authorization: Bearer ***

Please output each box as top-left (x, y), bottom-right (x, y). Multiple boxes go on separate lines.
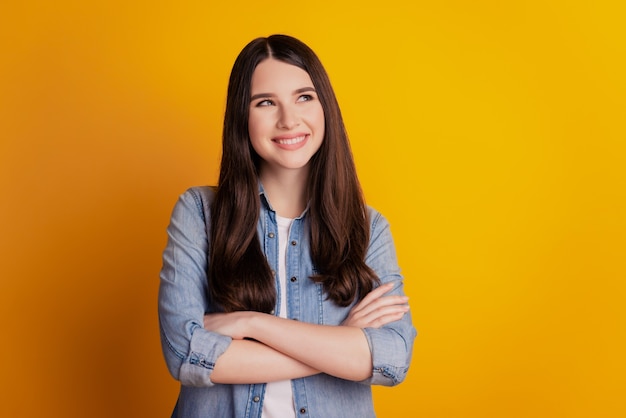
top-left (209, 34), bottom-right (379, 313)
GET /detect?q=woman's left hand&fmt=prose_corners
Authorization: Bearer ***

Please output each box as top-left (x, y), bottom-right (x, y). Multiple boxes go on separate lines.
top-left (203, 311), bottom-right (255, 340)
top-left (342, 282), bottom-right (410, 329)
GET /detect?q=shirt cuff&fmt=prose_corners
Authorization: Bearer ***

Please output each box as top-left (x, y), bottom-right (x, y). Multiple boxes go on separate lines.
top-left (178, 325), bottom-right (233, 387)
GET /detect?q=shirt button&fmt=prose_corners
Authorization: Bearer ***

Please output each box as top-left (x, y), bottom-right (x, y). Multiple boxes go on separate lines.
top-left (290, 276), bottom-right (297, 282)
top-left (299, 408), bottom-right (306, 414)
top-left (268, 232), bottom-right (275, 238)
top-left (253, 396), bottom-right (260, 402)
top-left (291, 240), bottom-right (297, 246)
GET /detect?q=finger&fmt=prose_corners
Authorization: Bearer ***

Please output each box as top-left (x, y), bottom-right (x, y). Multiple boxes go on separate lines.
top-left (352, 282), bottom-right (395, 313)
top-left (345, 301), bottom-right (409, 328)
top-left (358, 303), bottom-right (409, 325)
top-left (345, 306), bottom-right (409, 328)
top-left (354, 304), bottom-right (410, 328)
top-left (367, 309), bottom-right (409, 328)
top-left (352, 295), bottom-right (409, 319)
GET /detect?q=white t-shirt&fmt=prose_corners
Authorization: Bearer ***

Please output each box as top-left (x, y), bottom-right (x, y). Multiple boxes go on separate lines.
top-left (262, 215), bottom-right (296, 418)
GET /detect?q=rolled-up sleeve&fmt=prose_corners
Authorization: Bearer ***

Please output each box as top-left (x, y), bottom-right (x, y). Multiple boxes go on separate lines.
top-left (360, 209), bottom-right (417, 386)
top-left (158, 188), bottom-right (232, 387)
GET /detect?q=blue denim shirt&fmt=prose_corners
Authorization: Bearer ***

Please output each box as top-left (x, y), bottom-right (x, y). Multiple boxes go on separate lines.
top-left (159, 186), bottom-right (416, 418)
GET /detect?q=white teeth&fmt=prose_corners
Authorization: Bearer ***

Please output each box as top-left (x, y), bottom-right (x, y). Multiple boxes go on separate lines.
top-left (276, 135), bottom-right (305, 145)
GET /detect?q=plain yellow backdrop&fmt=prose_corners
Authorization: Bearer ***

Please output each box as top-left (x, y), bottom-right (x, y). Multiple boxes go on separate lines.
top-left (1, 1), bottom-right (625, 417)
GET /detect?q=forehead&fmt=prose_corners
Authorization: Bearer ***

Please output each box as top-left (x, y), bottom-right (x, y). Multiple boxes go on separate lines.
top-left (250, 58), bottom-right (314, 92)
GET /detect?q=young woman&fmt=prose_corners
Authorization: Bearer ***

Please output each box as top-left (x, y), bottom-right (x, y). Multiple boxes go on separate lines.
top-left (159, 34), bottom-right (416, 418)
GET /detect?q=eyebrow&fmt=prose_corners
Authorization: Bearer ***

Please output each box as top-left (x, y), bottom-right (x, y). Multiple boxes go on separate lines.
top-left (250, 87), bottom-right (316, 101)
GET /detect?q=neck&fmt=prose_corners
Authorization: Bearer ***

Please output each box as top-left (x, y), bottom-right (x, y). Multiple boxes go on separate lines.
top-left (259, 165), bottom-right (309, 218)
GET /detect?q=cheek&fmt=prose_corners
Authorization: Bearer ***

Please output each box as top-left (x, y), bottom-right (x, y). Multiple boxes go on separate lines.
top-left (247, 114), bottom-right (272, 157)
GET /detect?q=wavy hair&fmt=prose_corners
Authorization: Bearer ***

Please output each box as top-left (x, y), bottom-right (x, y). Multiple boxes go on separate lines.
top-left (209, 34), bottom-right (378, 313)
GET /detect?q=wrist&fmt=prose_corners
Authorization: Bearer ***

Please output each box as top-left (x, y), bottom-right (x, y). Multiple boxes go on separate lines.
top-left (244, 311), bottom-right (269, 341)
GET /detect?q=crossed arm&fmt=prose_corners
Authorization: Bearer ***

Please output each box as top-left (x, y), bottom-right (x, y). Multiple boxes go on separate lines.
top-left (205, 282), bottom-right (410, 384)
top-left (159, 189), bottom-right (414, 387)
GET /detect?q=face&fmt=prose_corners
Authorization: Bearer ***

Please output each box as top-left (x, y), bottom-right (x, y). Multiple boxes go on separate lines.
top-left (248, 58), bottom-right (325, 176)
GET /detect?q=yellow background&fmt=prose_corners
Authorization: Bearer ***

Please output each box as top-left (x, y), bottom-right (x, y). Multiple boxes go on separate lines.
top-left (1, 1), bottom-right (624, 417)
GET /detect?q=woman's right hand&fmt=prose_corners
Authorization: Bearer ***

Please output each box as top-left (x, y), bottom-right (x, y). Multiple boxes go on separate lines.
top-left (341, 282), bottom-right (410, 329)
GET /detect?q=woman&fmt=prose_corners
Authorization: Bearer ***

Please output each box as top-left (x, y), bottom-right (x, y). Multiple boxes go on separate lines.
top-left (159, 34), bottom-right (416, 418)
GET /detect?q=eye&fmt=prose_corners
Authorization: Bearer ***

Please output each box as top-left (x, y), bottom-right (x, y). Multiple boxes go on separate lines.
top-left (297, 94), bottom-right (314, 102)
top-left (255, 99), bottom-right (274, 107)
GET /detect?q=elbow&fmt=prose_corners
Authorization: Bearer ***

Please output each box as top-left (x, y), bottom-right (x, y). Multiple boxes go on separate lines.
top-left (159, 318), bottom-right (232, 388)
top-left (160, 326), bottom-right (218, 387)
top-left (160, 326), bottom-right (184, 382)
top-left (361, 326), bottom-right (417, 386)
top-left (365, 365), bottom-right (410, 387)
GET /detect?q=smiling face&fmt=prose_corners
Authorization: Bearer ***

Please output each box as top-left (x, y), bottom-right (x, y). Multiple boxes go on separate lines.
top-left (248, 58), bottom-right (325, 177)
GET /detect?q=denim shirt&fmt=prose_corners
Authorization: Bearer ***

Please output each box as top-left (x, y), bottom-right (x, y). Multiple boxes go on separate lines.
top-left (158, 186), bottom-right (416, 418)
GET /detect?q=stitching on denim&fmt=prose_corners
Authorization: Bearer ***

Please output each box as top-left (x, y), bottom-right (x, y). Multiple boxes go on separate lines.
top-left (316, 283), bottom-right (324, 325)
top-left (374, 366), bottom-right (409, 385)
top-left (188, 188), bottom-right (206, 225)
top-left (375, 366), bottom-right (401, 385)
top-left (189, 351), bottom-right (216, 370)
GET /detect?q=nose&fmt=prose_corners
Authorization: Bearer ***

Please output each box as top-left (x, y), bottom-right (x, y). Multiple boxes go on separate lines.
top-left (277, 105), bottom-right (300, 129)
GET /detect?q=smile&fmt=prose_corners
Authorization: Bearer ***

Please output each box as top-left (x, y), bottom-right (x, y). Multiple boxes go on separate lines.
top-left (273, 135), bottom-right (307, 145)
